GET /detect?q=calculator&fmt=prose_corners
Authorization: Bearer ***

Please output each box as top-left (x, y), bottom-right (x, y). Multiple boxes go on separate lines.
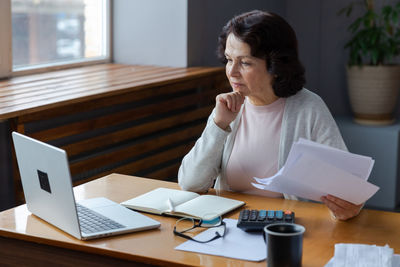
top-left (237, 209), bottom-right (295, 231)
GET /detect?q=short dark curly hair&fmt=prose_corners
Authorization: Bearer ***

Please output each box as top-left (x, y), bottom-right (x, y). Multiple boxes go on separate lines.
top-left (217, 10), bottom-right (306, 98)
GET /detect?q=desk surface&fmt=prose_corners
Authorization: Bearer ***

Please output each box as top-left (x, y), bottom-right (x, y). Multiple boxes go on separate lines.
top-left (0, 174), bottom-right (399, 266)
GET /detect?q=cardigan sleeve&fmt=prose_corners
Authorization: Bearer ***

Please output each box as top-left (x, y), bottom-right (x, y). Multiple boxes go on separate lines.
top-left (178, 109), bottom-right (231, 193)
top-left (309, 94), bottom-right (347, 151)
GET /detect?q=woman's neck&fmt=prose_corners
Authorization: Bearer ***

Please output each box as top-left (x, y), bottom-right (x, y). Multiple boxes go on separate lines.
top-left (248, 94), bottom-right (279, 106)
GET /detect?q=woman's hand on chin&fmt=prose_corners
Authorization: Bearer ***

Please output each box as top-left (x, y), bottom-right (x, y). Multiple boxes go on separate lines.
top-left (213, 92), bottom-right (245, 130)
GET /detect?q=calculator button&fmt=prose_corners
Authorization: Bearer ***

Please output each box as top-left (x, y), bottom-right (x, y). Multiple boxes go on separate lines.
top-left (241, 210), bottom-right (250, 221)
top-left (275, 210), bottom-right (283, 220)
top-left (250, 210), bottom-right (258, 221)
top-left (257, 210), bottom-right (267, 221)
top-left (267, 210), bottom-right (275, 220)
top-left (284, 211), bottom-right (293, 221)
top-left (258, 210), bottom-right (267, 218)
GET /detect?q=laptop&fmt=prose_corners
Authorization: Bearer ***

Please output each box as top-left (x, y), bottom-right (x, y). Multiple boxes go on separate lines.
top-left (12, 132), bottom-right (161, 240)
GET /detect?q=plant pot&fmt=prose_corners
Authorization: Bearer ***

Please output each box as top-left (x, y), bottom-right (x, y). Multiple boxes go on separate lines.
top-left (346, 65), bottom-right (400, 125)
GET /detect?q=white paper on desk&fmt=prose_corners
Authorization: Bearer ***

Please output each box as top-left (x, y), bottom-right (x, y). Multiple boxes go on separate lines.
top-left (253, 151), bottom-right (379, 205)
top-left (175, 218), bottom-right (266, 262)
top-left (324, 243), bottom-right (399, 267)
top-left (325, 255), bottom-right (400, 267)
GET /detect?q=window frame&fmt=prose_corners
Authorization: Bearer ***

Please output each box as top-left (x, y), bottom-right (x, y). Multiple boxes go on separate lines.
top-left (0, 0), bottom-right (112, 79)
top-left (0, 1), bottom-right (12, 78)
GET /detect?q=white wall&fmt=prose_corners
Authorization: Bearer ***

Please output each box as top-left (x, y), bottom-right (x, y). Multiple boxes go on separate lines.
top-left (113, 0), bottom-right (188, 67)
top-left (113, 0), bottom-right (285, 68)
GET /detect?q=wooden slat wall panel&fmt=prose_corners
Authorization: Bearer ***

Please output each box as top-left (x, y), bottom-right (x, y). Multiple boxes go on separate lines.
top-left (86, 142), bottom-right (196, 183)
top-left (17, 75), bottom-right (222, 123)
top-left (0, 65), bottom-right (226, 119)
top-left (69, 124), bottom-right (205, 175)
top-left (146, 162), bottom-right (182, 181)
top-left (4, 64), bottom-right (230, 205)
top-left (29, 89), bottom-right (216, 142)
top-left (60, 105), bottom-right (213, 157)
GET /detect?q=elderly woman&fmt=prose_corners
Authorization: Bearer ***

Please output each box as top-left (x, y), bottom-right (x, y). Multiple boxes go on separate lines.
top-left (178, 10), bottom-right (362, 220)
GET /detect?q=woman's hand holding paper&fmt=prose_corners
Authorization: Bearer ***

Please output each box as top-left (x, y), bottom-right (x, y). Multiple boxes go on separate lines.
top-left (321, 194), bottom-right (363, 221)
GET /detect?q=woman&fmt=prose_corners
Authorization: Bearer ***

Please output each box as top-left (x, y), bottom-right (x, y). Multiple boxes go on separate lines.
top-left (178, 10), bottom-right (362, 220)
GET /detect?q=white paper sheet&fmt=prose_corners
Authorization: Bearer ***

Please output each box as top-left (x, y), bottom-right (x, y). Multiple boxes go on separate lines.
top-left (252, 139), bottom-right (379, 205)
top-left (175, 218), bottom-right (266, 262)
top-left (286, 139), bottom-right (374, 180)
top-left (324, 243), bottom-right (399, 267)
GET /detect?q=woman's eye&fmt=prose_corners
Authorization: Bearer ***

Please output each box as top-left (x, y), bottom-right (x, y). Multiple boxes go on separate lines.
top-left (241, 61), bottom-right (251, 66)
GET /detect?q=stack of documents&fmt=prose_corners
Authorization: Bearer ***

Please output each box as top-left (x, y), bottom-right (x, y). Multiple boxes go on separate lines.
top-left (252, 139), bottom-right (379, 204)
top-left (325, 243), bottom-right (400, 267)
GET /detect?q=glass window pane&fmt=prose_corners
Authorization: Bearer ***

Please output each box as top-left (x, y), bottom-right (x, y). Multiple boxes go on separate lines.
top-left (12, 0), bottom-right (108, 71)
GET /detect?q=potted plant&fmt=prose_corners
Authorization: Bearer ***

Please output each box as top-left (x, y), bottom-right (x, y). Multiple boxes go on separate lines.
top-left (340, 0), bottom-right (400, 125)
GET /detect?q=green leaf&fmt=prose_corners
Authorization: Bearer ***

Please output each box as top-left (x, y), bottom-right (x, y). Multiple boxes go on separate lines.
top-left (371, 50), bottom-right (378, 65)
top-left (382, 6), bottom-right (392, 20)
top-left (347, 5), bottom-right (354, 17)
top-left (338, 3), bottom-right (354, 17)
top-left (349, 17), bottom-right (363, 33)
top-left (340, 0), bottom-right (400, 65)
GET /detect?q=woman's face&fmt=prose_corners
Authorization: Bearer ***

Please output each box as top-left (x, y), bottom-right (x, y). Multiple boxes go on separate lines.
top-left (224, 33), bottom-right (276, 105)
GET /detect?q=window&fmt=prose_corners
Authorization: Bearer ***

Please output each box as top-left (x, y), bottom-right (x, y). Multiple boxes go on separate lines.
top-left (0, 0), bottom-right (110, 77)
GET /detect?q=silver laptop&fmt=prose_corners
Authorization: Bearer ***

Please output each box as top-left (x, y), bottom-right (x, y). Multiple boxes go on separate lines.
top-left (12, 132), bottom-right (160, 240)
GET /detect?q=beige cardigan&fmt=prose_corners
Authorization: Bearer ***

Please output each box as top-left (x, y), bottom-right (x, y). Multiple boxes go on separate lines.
top-left (178, 89), bottom-right (347, 200)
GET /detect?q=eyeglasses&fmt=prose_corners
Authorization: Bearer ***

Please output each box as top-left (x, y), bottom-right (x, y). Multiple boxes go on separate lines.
top-left (173, 215), bottom-right (226, 243)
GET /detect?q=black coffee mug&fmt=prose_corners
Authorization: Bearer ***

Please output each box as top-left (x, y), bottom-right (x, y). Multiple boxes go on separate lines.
top-left (263, 223), bottom-right (305, 267)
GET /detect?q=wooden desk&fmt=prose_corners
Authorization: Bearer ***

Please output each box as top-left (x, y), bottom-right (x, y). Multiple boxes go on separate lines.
top-left (0, 174), bottom-right (399, 266)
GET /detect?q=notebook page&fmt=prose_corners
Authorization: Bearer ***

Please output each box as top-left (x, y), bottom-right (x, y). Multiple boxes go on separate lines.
top-left (175, 195), bottom-right (244, 219)
top-left (121, 188), bottom-right (199, 214)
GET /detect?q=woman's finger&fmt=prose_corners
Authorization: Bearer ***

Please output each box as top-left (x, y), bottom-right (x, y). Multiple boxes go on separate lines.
top-left (216, 92), bottom-right (244, 112)
top-left (234, 92), bottom-right (244, 111)
top-left (321, 195), bottom-right (362, 220)
top-left (321, 196), bottom-right (341, 214)
top-left (218, 94), bottom-right (230, 110)
top-left (325, 195), bottom-right (351, 209)
top-left (229, 93), bottom-right (236, 111)
top-left (326, 195), bottom-right (362, 210)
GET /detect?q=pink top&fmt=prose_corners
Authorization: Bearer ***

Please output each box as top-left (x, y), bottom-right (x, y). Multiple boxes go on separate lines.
top-left (226, 97), bottom-right (285, 197)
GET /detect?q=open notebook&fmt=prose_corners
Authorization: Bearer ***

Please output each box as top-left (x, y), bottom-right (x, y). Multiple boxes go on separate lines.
top-left (121, 188), bottom-right (245, 220)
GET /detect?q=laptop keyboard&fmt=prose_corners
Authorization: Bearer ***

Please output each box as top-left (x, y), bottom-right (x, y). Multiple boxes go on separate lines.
top-left (76, 203), bottom-right (126, 234)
